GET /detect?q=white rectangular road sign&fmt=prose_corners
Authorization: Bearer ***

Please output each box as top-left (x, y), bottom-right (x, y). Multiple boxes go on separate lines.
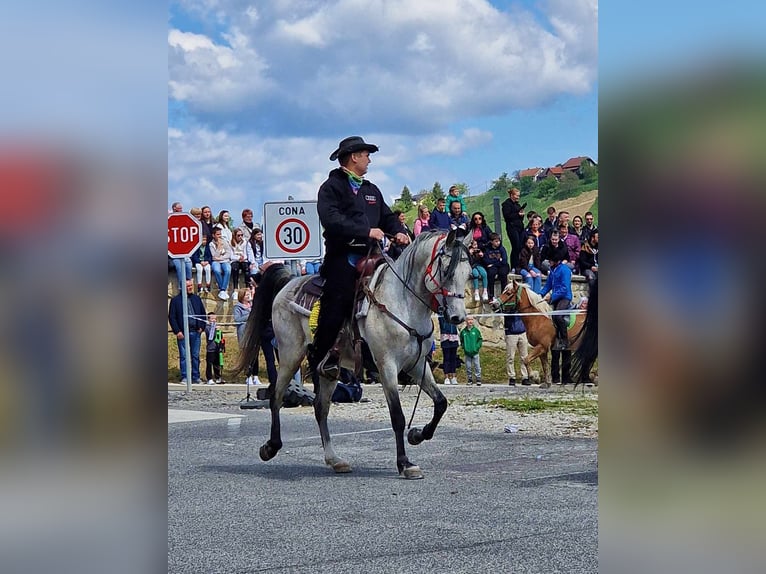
top-left (263, 201), bottom-right (323, 259)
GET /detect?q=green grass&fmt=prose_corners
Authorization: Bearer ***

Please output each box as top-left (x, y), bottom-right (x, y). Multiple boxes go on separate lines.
top-left (487, 396), bottom-right (598, 416)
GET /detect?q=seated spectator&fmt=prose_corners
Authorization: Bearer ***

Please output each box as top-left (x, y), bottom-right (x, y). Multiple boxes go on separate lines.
top-left (540, 230), bottom-right (568, 275)
top-left (239, 208), bottom-right (257, 243)
top-left (542, 205), bottom-right (558, 237)
top-left (304, 258), bottom-right (322, 274)
top-left (230, 228), bottom-right (251, 291)
top-left (413, 204), bottom-right (431, 236)
top-left (428, 197), bottom-right (451, 231)
top-left (481, 232), bottom-right (510, 301)
top-left (448, 199), bottom-right (468, 231)
top-left (191, 234), bottom-right (212, 293)
top-left (209, 226), bottom-right (233, 300)
top-left (468, 211), bottom-right (492, 251)
top-left (171, 256), bottom-right (193, 293)
top-left (572, 215), bottom-right (587, 245)
top-left (558, 223), bottom-right (581, 272)
top-left (199, 205), bottom-right (215, 240)
top-left (468, 239), bottom-right (489, 302)
top-left (387, 210), bottom-right (414, 260)
top-left (525, 215), bottom-right (547, 251)
top-left (247, 227), bottom-right (266, 279)
top-left (582, 211), bottom-right (597, 242)
top-left (517, 235), bottom-right (544, 292)
top-left (577, 230), bottom-right (598, 294)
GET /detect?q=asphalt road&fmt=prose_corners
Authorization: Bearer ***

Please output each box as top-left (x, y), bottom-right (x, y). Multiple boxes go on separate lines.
top-left (168, 403), bottom-right (597, 573)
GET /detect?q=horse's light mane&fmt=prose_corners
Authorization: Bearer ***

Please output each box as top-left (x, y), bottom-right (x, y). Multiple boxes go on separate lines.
top-left (518, 282), bottom-right (552, 313)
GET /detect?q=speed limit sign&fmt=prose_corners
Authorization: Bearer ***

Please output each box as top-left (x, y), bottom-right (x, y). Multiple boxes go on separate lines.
top-left (263, 201), bottom-right (323, 259)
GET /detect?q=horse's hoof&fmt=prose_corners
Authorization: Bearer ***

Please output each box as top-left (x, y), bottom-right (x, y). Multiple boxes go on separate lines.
top-left (259, 443), bottom-right (277, 461)
top-left (326, 458), bottom-right (352, 473)
top-left (408, 428), bottom-right (424, 445)
top-left (401, 465), bottom-right (424, 480)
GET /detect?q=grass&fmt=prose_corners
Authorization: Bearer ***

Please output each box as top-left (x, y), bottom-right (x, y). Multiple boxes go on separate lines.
top-left (486, 396), bottom-right (598, 416)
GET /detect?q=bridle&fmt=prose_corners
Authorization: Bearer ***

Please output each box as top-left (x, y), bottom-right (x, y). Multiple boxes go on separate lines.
top-left (423, 233), bottom-right (469, 315)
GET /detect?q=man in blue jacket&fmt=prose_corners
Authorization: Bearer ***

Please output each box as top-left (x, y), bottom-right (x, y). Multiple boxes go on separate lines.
top-left (309, 136), bottom-right (410, 380)
top-left (168, 279), bottom-right (207, 383)
top-left (538, 252), bottom-right (572, 350)
top-left (428, 197), bottom-right (451, 231)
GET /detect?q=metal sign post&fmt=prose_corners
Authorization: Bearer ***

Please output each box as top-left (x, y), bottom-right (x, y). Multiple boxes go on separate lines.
top-left (179, 264), bottom-right (192, 393)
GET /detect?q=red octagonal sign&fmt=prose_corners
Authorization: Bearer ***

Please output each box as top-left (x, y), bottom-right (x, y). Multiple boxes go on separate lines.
top-left (168, 213), bottom-right (203, 257)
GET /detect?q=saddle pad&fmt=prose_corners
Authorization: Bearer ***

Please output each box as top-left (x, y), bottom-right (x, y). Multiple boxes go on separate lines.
top-left (294, 275), bottom-right (325, 314)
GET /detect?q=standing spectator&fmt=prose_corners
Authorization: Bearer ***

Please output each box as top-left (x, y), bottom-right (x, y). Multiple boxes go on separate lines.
top-left (239, 208), bottom-right (257, 243)
top-left (204, 312), bottom-right (224, 385)
top-left (517, 235), bottom-right (544, 292)
top-left (438, 314), bottom-right (459, 385)
top-left (209, 226), bottom-right (233, 300)
top-left (448, 199), bottom-right (468, 230)
top-left (538, 251), bottom-right (573, 351)
top-left (540, 230), bottom-right (569, 275)
top-left (577, 231), bottom-right (599, 294)
top-left (387, 210), bottom-right (415, 260)
top-left (582, 211), bottom-right (598, 242)
top-left (459, 315), bottom-right (483, 386)
top-left (504, 313), bottom-right (530, 386)
top-left (468, 211), bottom-right (492, 251)
top-left (428, 197), bottom-right (451, 231)
top-left (413, 204), bottom-right (431, 236)
top-left (558, 223), bottom-right (581, 272)
top-left (481, 232), bottom-right (510, 302)
top-left (557, 210), bottom-right (575, 234)
top-left (199, 205), bottom-right (215, 241)
top-left (229, 228), bottom-right (250, 291)
top-left (572, 215), bottom-right (587, 245)
top-left (542, 206), bottom-right (558, 238)
top-left (468, 240), bottom-right (489, 303)
top-left (191, 234), bottom-right (212, 293)
top-left (170, 201), bottom-right (183, 213)
top-left (215, 210), bottom-right (234, 244)
top-left (189, 206), bottom-right (202, 220)
top-left (525, 215), bottom-right (547, 251)
top-left (232, 287), bottom-right (261, 385)
top-left (168, 279), bottom-right (205, 383)
top-left (501, 187), bottom-right (526, 272)
top-left (447, 184), bottom-right (466, 215)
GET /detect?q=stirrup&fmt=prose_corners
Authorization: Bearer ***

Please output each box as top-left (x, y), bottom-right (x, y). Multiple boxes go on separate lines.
top-left (317, 351), bottom-right (340, 380)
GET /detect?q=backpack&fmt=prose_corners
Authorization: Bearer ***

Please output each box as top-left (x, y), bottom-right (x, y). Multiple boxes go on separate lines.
top-left (332, 369), bottom-right (363, 403)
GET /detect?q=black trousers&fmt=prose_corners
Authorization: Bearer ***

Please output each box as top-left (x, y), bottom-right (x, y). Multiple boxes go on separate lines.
top-left (506, 226), bottom-right (524, 271)
top-left (310, 252), bottom-right (359, 369)
top-left (205, 351), bottom-right (222, 380)
top-left (551, 349), bottom-right (571, 384)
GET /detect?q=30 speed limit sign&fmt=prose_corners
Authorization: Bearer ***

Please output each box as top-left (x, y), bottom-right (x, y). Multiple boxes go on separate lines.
top-left (263, 201), bottom-right (323, 259)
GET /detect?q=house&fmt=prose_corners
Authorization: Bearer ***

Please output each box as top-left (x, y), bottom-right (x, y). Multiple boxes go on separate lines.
top-left (561, 156), bottom-right (597, 177)
top-left (517, 167), bottom-right (544, 182)
top-left (540, 166), bottom-right (565, 180)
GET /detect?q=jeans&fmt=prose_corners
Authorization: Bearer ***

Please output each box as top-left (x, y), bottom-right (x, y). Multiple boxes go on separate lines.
top-left (172, 258), bottom-right (193, 289)
top-left (464, 354), bottom-right (481, 383)
top-left (471, 265), bottom-right (488, 290)
top-left (177, 329), bottom-right (201, 381)
top-left (211, 261), bottom-right (231, 291)
top-left (520, 266), bottom-right (542, 292)
top-left (305, 261), bottom-right (322, 275)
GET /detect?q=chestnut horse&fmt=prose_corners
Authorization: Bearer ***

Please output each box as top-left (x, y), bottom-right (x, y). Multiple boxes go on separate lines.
top-left (492, 279), bottom-right (586, 388)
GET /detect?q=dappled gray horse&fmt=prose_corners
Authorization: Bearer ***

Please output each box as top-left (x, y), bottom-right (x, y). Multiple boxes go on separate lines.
top-left (238, 230), bottom-right (473, 479)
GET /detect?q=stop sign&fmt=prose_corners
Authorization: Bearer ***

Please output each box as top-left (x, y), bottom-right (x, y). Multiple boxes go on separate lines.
top-left (168, 212), bottom-right (203, 257)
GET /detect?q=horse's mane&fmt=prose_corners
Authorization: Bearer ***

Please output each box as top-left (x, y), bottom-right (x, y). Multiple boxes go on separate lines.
top-left (395, 230), bottom-right (443, 290)
top-left (518, 282), bottom-right (552, 313)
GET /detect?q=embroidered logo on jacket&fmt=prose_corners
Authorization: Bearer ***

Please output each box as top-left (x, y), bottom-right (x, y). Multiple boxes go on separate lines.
top-left (364, 194), bottom-right (377, 204)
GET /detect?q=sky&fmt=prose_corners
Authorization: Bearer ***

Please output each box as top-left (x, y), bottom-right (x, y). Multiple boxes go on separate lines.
top-left (168, 0), bottom-right (598, 225)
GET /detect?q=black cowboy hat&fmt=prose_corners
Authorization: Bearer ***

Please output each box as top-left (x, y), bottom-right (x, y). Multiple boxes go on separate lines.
top-left (329, 136), bottom-right (379, 161)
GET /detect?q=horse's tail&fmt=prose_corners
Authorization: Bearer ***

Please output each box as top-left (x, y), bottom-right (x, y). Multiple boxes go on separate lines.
top-left (234, 263), bottom-right (294, 376)
top-left (571, 276), bottom-right (598, 387)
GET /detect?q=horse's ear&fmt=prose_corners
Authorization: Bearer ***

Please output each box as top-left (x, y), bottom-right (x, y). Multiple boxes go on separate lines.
top-left (445, 228), bottom-right (456, 247)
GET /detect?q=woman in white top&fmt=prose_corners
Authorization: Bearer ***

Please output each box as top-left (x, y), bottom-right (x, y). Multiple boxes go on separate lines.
top-left (209, 227), bottom-right (233, 300)
top-left (215, 210), bottom-right (234, 244)
top-left (230, 228), bottom-right (251, 290)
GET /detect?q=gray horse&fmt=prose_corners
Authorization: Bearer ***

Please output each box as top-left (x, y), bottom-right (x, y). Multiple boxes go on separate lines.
top-left (237, 229), bottom-right (473, 479)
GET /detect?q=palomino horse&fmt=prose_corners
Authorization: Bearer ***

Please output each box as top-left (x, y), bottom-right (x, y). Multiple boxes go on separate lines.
top-left (237, 230), bottom-right (473, 479)
top-left (492, 279), bottom-right (586, 388)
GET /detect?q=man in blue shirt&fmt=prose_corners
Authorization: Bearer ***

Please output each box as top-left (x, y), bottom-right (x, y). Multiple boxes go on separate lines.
top-left (168, 279), bottom-right (207, 383)
top-left (428, 197), bottom-right (451, 231)
top-left (538, 251), bottom-right (572, 350)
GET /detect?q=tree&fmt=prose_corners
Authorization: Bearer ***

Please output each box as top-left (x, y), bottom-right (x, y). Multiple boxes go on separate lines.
top-left (518, 175), bottom-right (535, 196)
top-left (430, 181), bottom-right (445, 203)
top-left (399, 185), bottom-right (413, 211)
top-left (558, 171), bottom-right (580, 196)
top-left (580, 160), bottom-right (598, 183)
top-left (536, 176), bottom-right (558, 198)
top-left (488, 172), bottom-right (513, 196)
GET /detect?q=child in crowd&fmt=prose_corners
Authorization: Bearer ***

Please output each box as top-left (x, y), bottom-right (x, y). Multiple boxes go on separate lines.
top-left (468, 240), bottom-right (489, 303)
top-left (192, 234), bottom-right (212, 293)
top-left (205, 312), bottom-right (224, 384)
top-left (438, 314), bottom-right (459, 385)
top-left (504, 313), bottom-right (530, 386)
top-left (459, 316), bottom-right (483, 386)
top-left (517, 235), bottom-right (543, 292)
top-left (481, 233), bottom-right (510, 302)
top-left (447, 184), bottom-right (466, 215)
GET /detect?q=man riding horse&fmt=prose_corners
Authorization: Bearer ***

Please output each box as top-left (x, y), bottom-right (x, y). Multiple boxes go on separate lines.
top-left (308, 136), bottom-right (411, 380)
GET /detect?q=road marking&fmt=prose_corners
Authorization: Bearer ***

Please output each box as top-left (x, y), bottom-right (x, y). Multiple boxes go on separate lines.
top-left (168, 409), bottom-right (245, 424)
top-left (302, 427), bottom-right (392, 440)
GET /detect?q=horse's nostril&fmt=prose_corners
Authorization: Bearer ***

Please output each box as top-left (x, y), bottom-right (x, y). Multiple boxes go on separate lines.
top-left (450, 315), bottom-right (462, 324)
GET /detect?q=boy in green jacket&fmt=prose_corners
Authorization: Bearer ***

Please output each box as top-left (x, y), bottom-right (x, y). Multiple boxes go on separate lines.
top-left (459, 315), bottom-right (483, 386)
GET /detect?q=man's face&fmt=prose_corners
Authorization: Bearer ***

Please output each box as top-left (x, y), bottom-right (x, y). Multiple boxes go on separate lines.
top-left (185, 280), bottom-right (194, 293)
top-left (585, 214), bottom-right (594, 226)
top-left (437, 200), bottom-right (446, 211)
top-left (449, 202), bottom-right (461, 216)
top-left (350, 151), bottom-right (371, 176)
top-left (558, 226), bottom-right (568, 237)
top-left (398, 213), bottom-right (406, 224)
top-left (243, 211), bottom-right (253, 223)
top-left (466, 317), bottom-right (474, 328)
top-left (560, 213), bottom-right (570, 225)
top-left (213, 230), bottom-right (221, 241)
top-left (551, 233), bottom-right (560, 245)
top-left (548, 211), bottom-right (556, 221)
top-left (172, 203), bottom-right (183, 212)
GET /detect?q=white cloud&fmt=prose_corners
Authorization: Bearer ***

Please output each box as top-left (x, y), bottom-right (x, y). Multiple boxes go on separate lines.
top-left (418, 128), bottom-right (493, 156)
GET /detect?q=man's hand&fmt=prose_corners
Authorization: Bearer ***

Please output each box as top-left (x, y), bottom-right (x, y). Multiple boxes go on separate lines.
top-left (369, 228), bottom-right (385, 241)
top-left (176, 332), bottom-right (184, 340)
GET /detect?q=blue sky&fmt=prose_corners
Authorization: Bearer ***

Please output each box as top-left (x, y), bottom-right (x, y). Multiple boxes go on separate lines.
top-left (168, 0), bottom-right (598, 225)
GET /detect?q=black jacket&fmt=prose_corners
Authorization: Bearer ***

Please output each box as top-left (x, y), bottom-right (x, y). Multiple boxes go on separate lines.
top-left (317, 168), bottom-right (403, 255)
top-left (168, 292), bottom-right (206, 334)
top-left (501, 198), bottom-right (525, 231)
top-left (540, 241), bottom-right (568, 263)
